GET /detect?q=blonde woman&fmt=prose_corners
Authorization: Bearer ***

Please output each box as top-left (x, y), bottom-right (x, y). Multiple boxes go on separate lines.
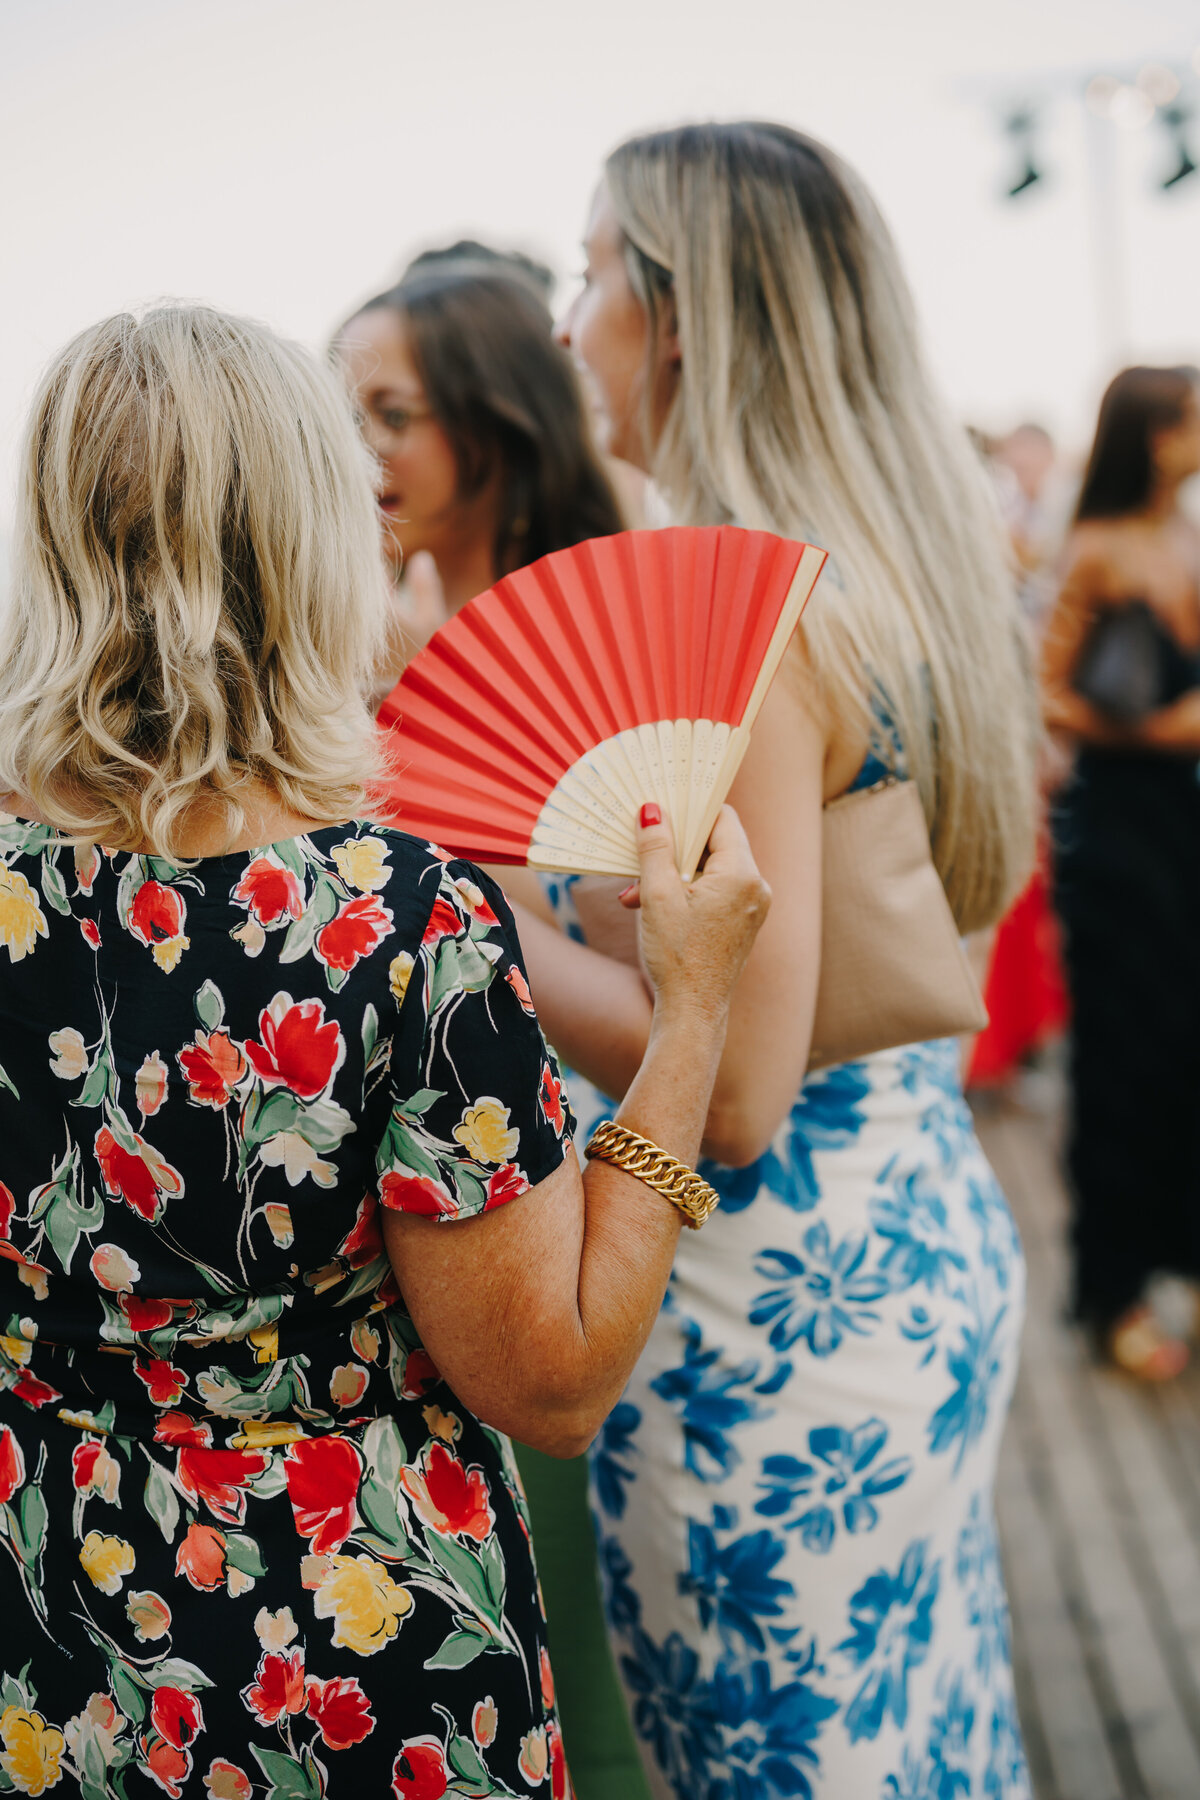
top-left (0, 304), bottom-right (768, 1796)
top-left (500, 124), bottom-right (1038, 1799)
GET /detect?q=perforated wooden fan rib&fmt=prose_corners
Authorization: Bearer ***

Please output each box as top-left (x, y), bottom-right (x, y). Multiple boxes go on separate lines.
top-left (373, 526), bottom-right (827, 878)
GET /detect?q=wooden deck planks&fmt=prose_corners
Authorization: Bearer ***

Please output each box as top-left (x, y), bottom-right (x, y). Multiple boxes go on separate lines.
top-left (977, 1102), bottom-right (1200, 1800)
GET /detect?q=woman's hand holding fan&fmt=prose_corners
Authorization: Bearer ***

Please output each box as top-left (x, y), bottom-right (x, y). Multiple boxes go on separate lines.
top-left (372, 525), bottom-right (827, 877)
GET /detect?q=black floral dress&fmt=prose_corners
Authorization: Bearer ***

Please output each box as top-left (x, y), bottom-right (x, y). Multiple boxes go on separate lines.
top-left (0, 818), bottom-right (574, 1800)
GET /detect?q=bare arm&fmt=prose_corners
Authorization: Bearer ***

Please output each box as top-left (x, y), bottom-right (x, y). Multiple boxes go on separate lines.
top-left (494, 671), bottom-right (826, 1167)
top-left (382, 806), bottom-right (771, 1458)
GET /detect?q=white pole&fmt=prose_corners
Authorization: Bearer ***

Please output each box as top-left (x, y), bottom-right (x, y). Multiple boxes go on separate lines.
top-left (1083, 105), bottom-right (1131, 370)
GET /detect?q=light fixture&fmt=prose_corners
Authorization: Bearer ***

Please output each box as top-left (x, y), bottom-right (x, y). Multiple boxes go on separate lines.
top-left (1003, 107), bottom-right (1043, 198)
top-left (1159, 101), bottom-right (1199, 188)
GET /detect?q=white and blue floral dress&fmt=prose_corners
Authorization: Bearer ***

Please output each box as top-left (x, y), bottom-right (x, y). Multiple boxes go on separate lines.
top-left (542, 862), bottom-right (1031, 1800)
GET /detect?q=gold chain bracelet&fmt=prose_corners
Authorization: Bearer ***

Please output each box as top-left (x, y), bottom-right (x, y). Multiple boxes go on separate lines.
top-left (583, 1120), bottom-right (720, 1230)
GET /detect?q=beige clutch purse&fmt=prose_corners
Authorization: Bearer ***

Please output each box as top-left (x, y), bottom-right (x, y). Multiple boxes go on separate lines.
top-left (807, 779), bottom-right (988, 1070)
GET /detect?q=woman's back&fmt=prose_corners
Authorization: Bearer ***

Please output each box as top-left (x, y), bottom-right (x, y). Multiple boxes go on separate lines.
top-left (0, 818), bottom-right (573, 1793)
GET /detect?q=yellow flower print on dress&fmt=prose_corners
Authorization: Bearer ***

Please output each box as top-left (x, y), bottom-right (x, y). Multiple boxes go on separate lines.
top-left (0, 1705), bottom-right (65, 1796)
top-left (247, 1324), bottom-right (279, 1365)
top-left (78, 1530), bottom-right (136, 1595)
top-left (389, 951), bottom-right (415, 1006)
top-left (47, 1028), bottom-right (88, 1081)
top-left (311, 1553), bottom-right (412, 1655)
top-left (331, 837), bottom-right (391, 894)
top-left (126, 1589), bottom-right (171, 1642)
top-left (453, 1098), bottom-right (519, 1165)
top-left (0, 864), bottom-right (48, 963)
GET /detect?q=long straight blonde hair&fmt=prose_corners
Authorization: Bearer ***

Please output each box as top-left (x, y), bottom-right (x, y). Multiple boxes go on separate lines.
top-left (607, 122), bottom-right (1037, 931)
top-left (0, 304), bottom-right (387, 856)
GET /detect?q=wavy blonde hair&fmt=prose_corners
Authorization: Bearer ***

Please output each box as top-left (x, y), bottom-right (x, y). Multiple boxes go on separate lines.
top-left (0, 303), bottom-right (387, 856)
top-left (607, 123), bottom-right (1037, 931)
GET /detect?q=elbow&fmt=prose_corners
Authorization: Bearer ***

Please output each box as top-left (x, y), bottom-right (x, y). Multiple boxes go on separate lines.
top-left (701, 1102), bottom-right (783, 1171)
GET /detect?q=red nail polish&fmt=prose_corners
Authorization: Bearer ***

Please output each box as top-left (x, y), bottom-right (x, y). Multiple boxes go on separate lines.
top-left (618, 883), bottom-right (639, 902)
top-left (640, 803), bottom-right (662, 828)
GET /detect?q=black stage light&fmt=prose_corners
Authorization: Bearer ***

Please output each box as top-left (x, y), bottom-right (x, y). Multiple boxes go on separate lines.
top-left (1159, 103), bottom-right (1198, 189)
top-left (1003, 108), bottom-right (1043, 198)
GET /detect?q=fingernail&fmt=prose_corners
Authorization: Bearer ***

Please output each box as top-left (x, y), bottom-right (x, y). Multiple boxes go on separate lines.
top-left (640, 803), bottom-right (662, 828)
top-left (618, 883), bottom-right (639, 902)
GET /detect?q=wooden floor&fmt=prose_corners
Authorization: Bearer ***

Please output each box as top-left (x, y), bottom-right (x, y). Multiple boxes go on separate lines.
top-left (976, 1096), bottom-right (1200, 1800)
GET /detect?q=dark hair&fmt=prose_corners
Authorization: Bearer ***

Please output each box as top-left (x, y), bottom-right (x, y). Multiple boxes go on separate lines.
top-left (1075, 365), bottom-right (1200, 521)
top-left (403, 239), bottom-right (555, 302)
top-left (348, 263), bottom-right (622, 573)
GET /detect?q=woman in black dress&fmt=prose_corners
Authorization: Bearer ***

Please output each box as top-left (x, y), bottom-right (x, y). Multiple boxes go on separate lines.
top-left (0, 303), bottom-right (767, 1796)
top-left (1042, 364), bottom-right (1200, 1378)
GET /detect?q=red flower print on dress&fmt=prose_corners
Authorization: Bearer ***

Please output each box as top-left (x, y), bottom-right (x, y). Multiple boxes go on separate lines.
top-left (177, 1447), bottom-right (267, 1526)
top-left (152, 1687), bottom-right (204, 1751)
top-left (305, 1675), bottom-right (375, 1750)
top-left (539, 1064), bottom-right (566, 1135)
top-left (472, 1697), bottom-right (498, 1748)
top-left (392, 1738), bottom-right (449, 1800)
top-left (154, 1411), bottom-right (211, 1448)
top-left (485, 1164), bottom-right (529, 1210)
top-left (175, 1522), bottom-right (226, 1591)
top-left (398, 1348), bottom-right (440, 1402)
top-left (80, 917), bottom-right (101, 949)
top-left (119, 1294), bottom-right (193, 1335)
top-left (421, 896), bottom-right (465, 948)
top-left (177, 1031), bottom-right (246, 1108)
top-left (399, 1441), bottom-right (495, 1542)
top-left (0, 1423), bottom-right (24, 1502)
top-left (505, 964), bottom-right (536, 1015)
top-left (316, 896), bottom-right (393, 973)
top-left (284, 1436), bottom-right (361, 1553)
top-left (548, 1720), bottom-right (568, 1800)
top-left (71, 1441), bottom-right (120, 1502)
top-left (11, 1370), bottom-right (59, 1407)
top-left (128, 880), bottom-right (190, 972)
top-left (244, 994), bottom-right (343, 1099)
top-left (94, 1126), bottom-right (184, 1223)
top-left (142, 1734), bottom-right (192, 1798)
top-left (378, 1170), bottom-right (458, 1219)
top-left (233, 858), bottom-right (304, 927)
top-left (0, 1181), bottom-right (13, 1237)
top-left (242, 1650), bottom-right (306, 1726)
top-left (135, 1358), bottom-right (188, 1407)
top-left (337, 1194), bottom-right (383, 1269)
top-left (450, 876), bottom-right (499, 927)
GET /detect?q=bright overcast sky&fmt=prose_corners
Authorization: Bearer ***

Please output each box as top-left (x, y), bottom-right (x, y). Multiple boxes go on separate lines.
top-left (3, 0), bottom-right (1200, 535)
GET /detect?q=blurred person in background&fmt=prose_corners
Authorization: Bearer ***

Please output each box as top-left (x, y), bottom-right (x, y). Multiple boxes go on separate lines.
top-left (502, 121), bottom-right (1038, 1800)
top-left (335, 257), bottom-right (624, 694)
top-left (1042, 364), bottom-right (1200, 1381)
top-left (0, 301), bottom-right (771, 1798)
top-left (338, 255), bottom-right (644, 1797)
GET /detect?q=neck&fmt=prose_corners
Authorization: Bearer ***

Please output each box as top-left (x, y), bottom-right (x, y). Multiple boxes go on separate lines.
top-left (1137, 479), bottom-right (1183, 524)
top-left (431, 538), bottom-right (499, 616)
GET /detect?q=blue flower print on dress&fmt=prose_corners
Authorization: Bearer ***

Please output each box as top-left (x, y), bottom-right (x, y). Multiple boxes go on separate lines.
top-left (705, 1653), bottom-right (840, 1800)
top-left (967, 1174), bottom-right (1022, 1296)
top-left (777, 1063), bottom-right (873, 1210)
top-left (838, 1538), bottom-right (941, 1742)
top-left (651, 1317), bottom-right (780, 1482)
top-left (928, 1302), bottom-right (1010, 1472)
top-left (679, 1506), bottom-right (795, 1651)
top-left (750, 1222), bottom-right (891, 1357)
top-left (592, 1399), bottom-right (640, 1520)
top-left (620, 1628), bottom-right (721, 1797)
top-left (871, 1164), bottom-right (971, 1296)
top-left (755, 1419), bottom-right (914, 1555)
top-left (596, 1528), bottom-right (642, 1632)
top-left (927, 1670), bottom-right (976, 1798)
top-left (883, 1746), bottom-right (943, 1800)
top-left (956, 1493), bottom-right (1012, 1684)
top-left (984, 1690), bottom-right (1030, 1799)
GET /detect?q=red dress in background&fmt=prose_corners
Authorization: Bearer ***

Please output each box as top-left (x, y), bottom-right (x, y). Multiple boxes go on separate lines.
top-left (968, 851), bottom-right (1068, 1087)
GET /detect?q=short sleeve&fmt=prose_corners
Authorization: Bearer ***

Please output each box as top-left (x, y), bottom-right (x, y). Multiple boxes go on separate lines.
top-left (376, 860), bottom-right (575, 1222)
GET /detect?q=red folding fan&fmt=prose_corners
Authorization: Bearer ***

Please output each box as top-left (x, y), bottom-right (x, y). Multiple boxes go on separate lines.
top-left (372, 526), bottom-right (827, 879)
